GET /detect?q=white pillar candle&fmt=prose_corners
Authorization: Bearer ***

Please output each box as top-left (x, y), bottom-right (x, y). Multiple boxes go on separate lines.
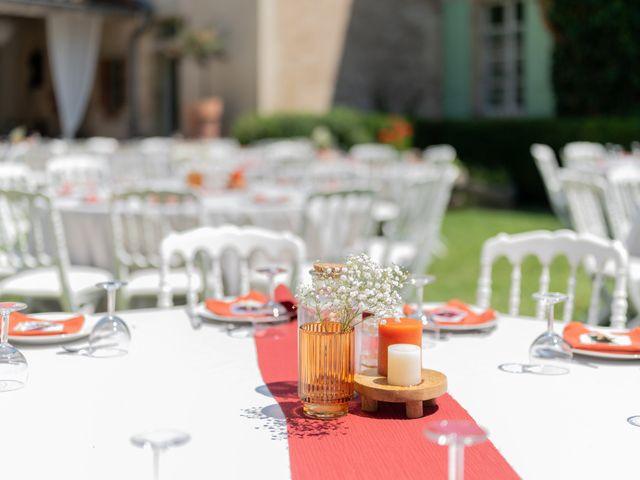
top-left (387, 344), bottom-right (422, 386)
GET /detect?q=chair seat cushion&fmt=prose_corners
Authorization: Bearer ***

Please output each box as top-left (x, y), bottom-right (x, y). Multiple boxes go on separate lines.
top-left (0, 266), bottom-right (112, 298)
top-left (125, 269), bottom-right (202, 298)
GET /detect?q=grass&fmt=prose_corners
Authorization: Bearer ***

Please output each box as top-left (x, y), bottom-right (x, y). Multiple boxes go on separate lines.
top-left (427, 208), bottom-right (604, 321)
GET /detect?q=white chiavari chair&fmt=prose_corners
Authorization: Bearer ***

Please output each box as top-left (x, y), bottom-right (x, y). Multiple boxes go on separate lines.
top-left (158, 225), bottom-right (306, 308)
top-left (0, 189), bottom-right (111, 311)
top-left (110, 189), bottom-right (204, 308)
top-left (301, 189), bottom-right (375, 262)
top-left (562, 142), bottom-right (606, 170)
top-left (558, 169), bottom-right (610, 239)
top-left (531, 144), bottom-right (570, 226)
top-left (349, 143), bottom-right (398, 190)
top-left (369, 165), bottom-right (458, 273)
top-left (606, 164), bottom-right (640, 245)
top-left (423, 144), bottom-right (457, 164)
top-left (477, 230), bottom-right (629, 328)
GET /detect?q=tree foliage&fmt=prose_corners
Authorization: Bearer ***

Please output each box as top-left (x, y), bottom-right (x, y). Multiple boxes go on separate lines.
top-left (547, 0), bottom-right (640, 115)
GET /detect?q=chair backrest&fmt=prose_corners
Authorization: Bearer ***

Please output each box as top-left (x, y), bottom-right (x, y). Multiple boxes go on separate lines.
top-left (158, 225), bottom-right (306, 307)
top-left (0, 189), bottom-right (75, 310)
top-left (302, 189), bottom-right (375, 261)
top-left (558, 169), bottom-right (610, 239)
top-left (531, 144), bottom-right (569, 225)
top-left (385, 165), bottom-right (458, 273)
top-left (0, 163), bottom-right (37, 191)
top-left (46, 154), bottom-right (109, 195)
top-left (606, 164), bottom-right (640, 245)
top-left (562, 141), bottom-right (606, 170)
top-left (423, 144), bottom-right (457, 164)
top-left (111, 190), bottom-right (204, 279)
top-left (477, 230), bottom-right (628, 328)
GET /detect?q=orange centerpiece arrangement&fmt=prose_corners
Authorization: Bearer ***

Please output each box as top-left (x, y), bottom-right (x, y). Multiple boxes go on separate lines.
top-left (297, 254), bottom-right (407, 419)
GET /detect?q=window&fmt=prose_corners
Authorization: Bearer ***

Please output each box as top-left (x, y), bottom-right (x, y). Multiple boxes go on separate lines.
top-left (480, 0), bottom-right (525, 116)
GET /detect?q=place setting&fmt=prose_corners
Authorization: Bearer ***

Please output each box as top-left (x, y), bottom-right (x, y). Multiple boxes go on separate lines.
top-left (402, 274), bottom-right (498, 343)
top-left (193, 265), bottom-right (297, 337)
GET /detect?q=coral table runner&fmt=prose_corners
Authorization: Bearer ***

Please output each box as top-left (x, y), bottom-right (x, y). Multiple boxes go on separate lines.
top-left (254, 321), bottom-right (519, 479)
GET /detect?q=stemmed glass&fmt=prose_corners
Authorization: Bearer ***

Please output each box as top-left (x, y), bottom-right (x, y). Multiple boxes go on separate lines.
top-left (0, 302), bottom-right (28, 392)
top-left (498, 292), bottom-right (572, 375)
top-left (528, 292), bottom-right (573, 375)
top-left (131, 429), bottom-right (191, 480)
top-left (255, 266), bottom-right (289, 319)
top-left (424, 420), bottom-right (488, 480)
top-left (89, 281), bottom-right (131, 357)
top-left (408, 274), bottom-right (440, 343)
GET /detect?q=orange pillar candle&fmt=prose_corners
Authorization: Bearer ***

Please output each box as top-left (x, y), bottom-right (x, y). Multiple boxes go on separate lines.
top-left (378, 317), bottom-right (422, 376)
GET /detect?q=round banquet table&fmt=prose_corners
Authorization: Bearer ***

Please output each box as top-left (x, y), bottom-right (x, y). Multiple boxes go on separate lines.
top-left (3, 308), bottom-right (639, 479)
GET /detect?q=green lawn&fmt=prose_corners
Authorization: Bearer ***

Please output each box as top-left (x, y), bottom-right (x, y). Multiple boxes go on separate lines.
top-left (427, 208), bottom-right (602, 321)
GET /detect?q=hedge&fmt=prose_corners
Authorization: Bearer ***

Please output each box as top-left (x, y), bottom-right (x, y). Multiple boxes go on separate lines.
top-left (412, 116), bottom-right (640, 205)
top-left (231, 109), bottom-right (640, 207)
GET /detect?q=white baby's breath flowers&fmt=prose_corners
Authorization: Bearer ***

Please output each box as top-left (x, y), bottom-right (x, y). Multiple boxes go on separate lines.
top-left (297, 253), bottom-right (408, 332)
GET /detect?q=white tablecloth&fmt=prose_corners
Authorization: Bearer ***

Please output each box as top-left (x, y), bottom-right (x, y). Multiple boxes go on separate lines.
top-left (3, 308), bottom-right (640, 479)
top-left (55, 191), bottom-right (305, 271)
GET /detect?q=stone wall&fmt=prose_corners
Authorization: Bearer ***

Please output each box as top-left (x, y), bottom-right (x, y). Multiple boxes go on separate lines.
top-left (333, 0), bottom-right (443, 118)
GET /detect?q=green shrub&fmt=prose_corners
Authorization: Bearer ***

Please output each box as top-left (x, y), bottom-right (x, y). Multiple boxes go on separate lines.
top-left (231, 106), bottom-right (398, 148)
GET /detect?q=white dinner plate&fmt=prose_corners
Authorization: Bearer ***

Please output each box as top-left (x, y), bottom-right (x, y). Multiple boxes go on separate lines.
top-left (412, 302), bottom-right (499, 332)
top-left (570, 327), bottom-right (640, 360)
top-left (9, 312), bottom-right (93, 345)
top-left (195, 302), bottom-right (292, 325)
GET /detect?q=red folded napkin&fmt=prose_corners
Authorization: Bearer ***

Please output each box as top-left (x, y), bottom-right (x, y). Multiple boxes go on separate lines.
top-left (9, 312), bottom-right (85, 336)
top-left (205, 285), bottom-right (298, 318)
top-left (563, 322), bottom-right (640, 354)
top-left (403, 299), bottom-right (496, 326)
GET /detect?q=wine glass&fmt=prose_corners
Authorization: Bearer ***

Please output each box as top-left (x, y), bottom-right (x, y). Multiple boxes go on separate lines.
top-left (424, 420), bottom-right (488, 480)
top-left (408, 274), bottom-right (440, 343)
top-left (131, 429), bottom-right (191, 480)
top-left (255, 266), bottom-right (289, 319)
top-left (0, 301), bottom-right (28, 392)
top-left (89, 281), bottom-right (131, 357)
top-left (528, 292), bottom-right (573, 375)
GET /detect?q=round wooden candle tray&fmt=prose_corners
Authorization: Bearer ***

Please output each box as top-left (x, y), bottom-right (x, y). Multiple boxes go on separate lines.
top-left (354, 368), bottom-right (448, 419)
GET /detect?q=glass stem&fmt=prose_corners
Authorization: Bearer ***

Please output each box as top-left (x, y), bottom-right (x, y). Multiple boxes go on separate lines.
top-left (417, 285), bottom-right (424, 314)
top-left (0, 311), bottom-right (8, 344)
top-left (108, 288), bottom-right (116, 317)
top-left (546, 304), bottom-right (554, 334)
top-left (448, 442), bottom-right (465, 480)
top-left (152, 448), bottom-right (160, 480)
top-left (269, 274), bottom-right (277, 303)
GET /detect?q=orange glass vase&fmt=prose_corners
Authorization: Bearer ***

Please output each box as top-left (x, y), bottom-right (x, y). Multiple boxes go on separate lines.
top-left (298, 321), bottom-right (355, 419)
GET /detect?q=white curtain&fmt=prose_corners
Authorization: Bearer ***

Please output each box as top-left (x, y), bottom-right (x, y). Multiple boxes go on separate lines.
top-left (46, 12), bottom-right (103, 138)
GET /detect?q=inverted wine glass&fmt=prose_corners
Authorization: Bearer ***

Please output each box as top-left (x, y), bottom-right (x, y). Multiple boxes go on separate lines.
top-left (255, 266), bottom-right (289, 319)
top-left (528, 292), bottom-right (572, 375)
top-left (408, 274), bottom-right (440, 343)
top-left (90, 281), bottom-right (131, 357)
top-left (0, 301), bottom-right (28, 392)
top-left (424, 420), bottom-right (488, 480)
top-left (131, 429), bottom-right (191, 480)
